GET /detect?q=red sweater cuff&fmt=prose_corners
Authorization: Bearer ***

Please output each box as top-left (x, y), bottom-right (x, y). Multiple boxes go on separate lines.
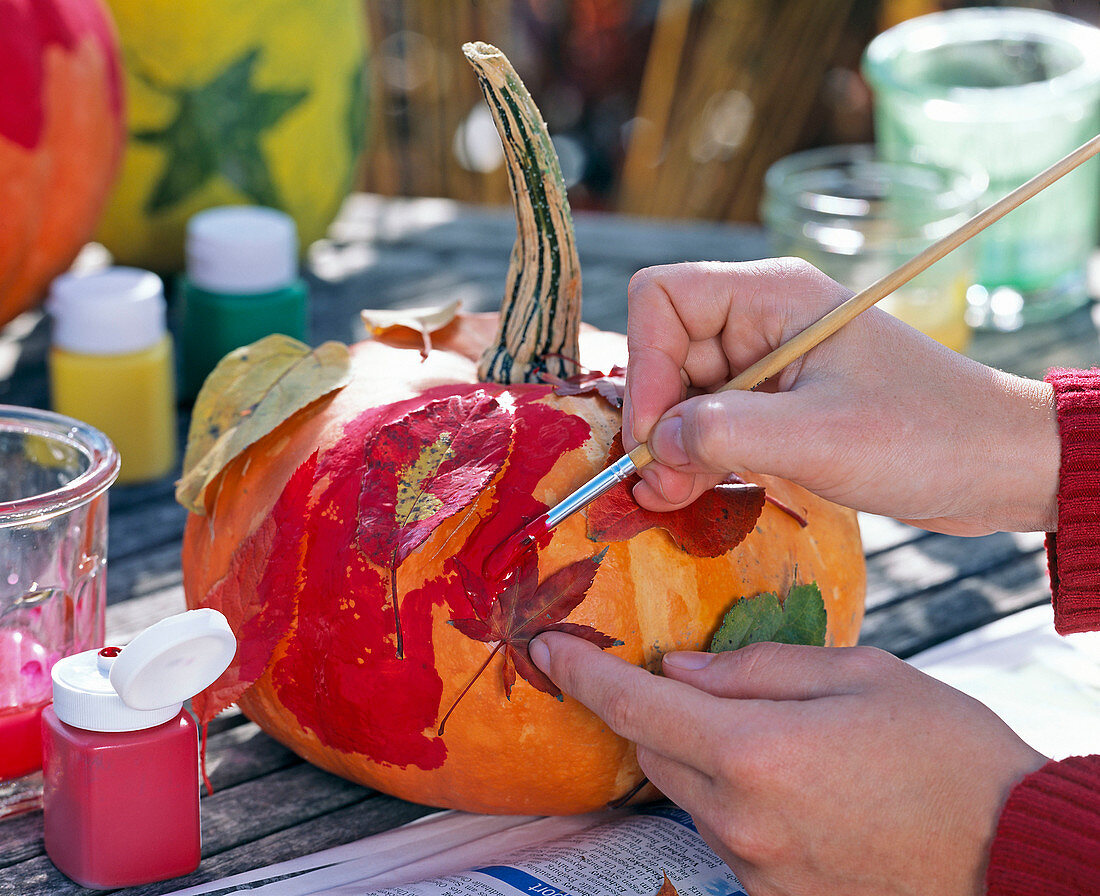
top-left (1044, 368), bottom-right (1100, 635)
top-left (987, 756), bottom-right (1100, 895)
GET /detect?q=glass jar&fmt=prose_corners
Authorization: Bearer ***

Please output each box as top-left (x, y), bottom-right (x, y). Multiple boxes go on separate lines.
top-left (0, 407), bottom-right (119, 819)
top-left (762, 144), bottom-right (986, 353)
top-left (863, 7), bottom-right (1100, 327)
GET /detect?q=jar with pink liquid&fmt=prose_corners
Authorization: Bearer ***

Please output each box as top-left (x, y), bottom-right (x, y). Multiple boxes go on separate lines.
top-left (0, 406), bottom-right (119, 818)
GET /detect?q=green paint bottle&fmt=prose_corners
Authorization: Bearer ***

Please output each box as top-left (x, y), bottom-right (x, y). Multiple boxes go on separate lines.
top-left (178, 206), bottom-right (309, 400)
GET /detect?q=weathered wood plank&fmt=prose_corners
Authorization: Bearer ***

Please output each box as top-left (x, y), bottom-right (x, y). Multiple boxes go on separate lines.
top-left (861, 549), bottom-right (1053, 657)
top-left (864, 530), bottom-right (1046, 610)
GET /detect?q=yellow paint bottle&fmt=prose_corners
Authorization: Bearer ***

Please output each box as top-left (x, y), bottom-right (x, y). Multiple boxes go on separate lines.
top-left (47, 268), bottom-right (177, 485)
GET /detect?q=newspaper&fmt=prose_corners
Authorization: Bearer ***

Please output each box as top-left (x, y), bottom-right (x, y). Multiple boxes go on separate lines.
top-left (167, 805), bottom-right (745, 896)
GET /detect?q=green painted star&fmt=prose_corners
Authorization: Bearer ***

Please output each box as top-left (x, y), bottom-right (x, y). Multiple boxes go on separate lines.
top-left (134, 48), bottom-right (308, 214)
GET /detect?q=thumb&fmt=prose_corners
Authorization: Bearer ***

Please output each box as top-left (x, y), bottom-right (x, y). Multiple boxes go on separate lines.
top-left (648, 390), bottom-right (819, 481)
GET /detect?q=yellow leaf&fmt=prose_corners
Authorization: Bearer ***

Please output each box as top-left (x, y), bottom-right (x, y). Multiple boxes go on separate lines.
top-left (176, 334), bottom-right (351, 514)
top-left (394, 433), bottom-right (454, 525)
top-left (361, 300), bottom-right (461, 359)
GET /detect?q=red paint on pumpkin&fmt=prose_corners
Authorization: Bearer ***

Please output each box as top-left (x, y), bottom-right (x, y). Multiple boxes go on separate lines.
top-left (0, 0), bottom-right (122, 149)
top-left (191, 452), bottom-right (318, 725)
top-left (252, 384), bottom-right (590, 770)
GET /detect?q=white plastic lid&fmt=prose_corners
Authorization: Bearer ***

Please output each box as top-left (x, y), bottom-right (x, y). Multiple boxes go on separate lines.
top-left (186, 205), bottom-right (299, 294)
top-left (51, 609), bottom-right (236, 732)
top-left (47, 267), bottom-right (167, 355)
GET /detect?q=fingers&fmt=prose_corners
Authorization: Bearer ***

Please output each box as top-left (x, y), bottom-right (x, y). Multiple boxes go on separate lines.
top-left (661, 643), bottom-right (898, 701)
top-left (632, 467), bottom-right (728, 512)
top-left (528, 631), bottom-right (727, 774)
top-left (623, 259), bottom-right (852, 448)
top-left (647, 389), bottom-right (831, 485)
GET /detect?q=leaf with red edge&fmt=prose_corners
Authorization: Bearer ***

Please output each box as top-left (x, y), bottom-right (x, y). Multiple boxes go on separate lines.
top-left (587, 435), bottom-right (765, 557)
top-left (357, 392), bottom-right (512, 568)
top-left (541, 365), bottom-right (627, 408)
top-left (440, 548), bottom-right (619, 732)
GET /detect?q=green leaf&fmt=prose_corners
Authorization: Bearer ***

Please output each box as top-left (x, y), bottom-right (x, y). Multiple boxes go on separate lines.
top-left (708, 582), bottom-right (827, 652)
top-left (176, 334), bottom-right (351, 514)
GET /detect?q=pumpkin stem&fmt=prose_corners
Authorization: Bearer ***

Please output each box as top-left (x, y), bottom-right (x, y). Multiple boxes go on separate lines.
top-left (463, 42), bottom-right (582, 385)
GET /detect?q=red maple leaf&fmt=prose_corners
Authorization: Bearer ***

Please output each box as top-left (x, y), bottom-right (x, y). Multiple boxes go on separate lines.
top-left (541, 365), bottom-right (627, 408)
top-left (438, 547), bottom-right (619, 733)
top-left (586, 435), bottom-right (766, 558)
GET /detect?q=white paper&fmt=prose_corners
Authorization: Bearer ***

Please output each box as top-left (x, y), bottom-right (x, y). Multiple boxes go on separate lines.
top-left (910, 604), bottom-right (1100, 759)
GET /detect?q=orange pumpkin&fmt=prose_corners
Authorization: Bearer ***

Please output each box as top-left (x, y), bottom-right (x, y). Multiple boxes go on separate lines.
top-left (179, 44), bottom-right (866, 816)
top-left (0, 0), bottom-right (125, 328)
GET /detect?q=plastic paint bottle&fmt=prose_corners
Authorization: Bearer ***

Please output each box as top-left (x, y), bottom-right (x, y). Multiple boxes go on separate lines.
top-left (41, 609), bottom-right (235, 890)
top-left (178, 205), bottom-right (309, 400)
top-left (47, 267), bottom-right (178, 485)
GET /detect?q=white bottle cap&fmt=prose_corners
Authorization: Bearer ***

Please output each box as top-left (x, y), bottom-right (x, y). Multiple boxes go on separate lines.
top-left (186, 205), bottom-right (299, 294)
top-left (47, 267), bottom-right (167, 355)
top-left (51, 609), bottom-right (236, 733)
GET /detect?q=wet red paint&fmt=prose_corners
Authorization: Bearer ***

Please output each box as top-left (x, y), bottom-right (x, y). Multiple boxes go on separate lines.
top-left (0, 702), bottom-right (46, 779)
top-left (483, 513), bottom-right (549, 582)
top-left (0, 0), bottom-right (124, 150)
top-left (191, 452), bottom-right (317, 726)
top-left (193, 382), bottom-right (593, 772)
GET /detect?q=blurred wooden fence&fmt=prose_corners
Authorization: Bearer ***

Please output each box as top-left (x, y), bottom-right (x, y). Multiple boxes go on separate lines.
top-left (358, 0), bottom-right (877, 222)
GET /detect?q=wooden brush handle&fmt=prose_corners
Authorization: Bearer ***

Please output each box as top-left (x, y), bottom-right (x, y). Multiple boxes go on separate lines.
top-left (627, 134), bottom-right (1100, 472)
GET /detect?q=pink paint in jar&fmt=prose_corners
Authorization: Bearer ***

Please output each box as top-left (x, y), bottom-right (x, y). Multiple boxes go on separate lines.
top-left (41, 609), bottom-right (235, 890)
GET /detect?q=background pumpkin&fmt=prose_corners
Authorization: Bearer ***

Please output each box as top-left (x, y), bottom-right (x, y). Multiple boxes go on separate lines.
top-left (94, 0), bottom-right (367, 272)
top-left (179, 44), bottom-right (867, 816)
top-left (0, 0), bottom-right (125, 328)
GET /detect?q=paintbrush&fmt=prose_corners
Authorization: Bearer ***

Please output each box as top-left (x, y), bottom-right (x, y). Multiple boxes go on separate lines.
top-left (485, 134), bottom-right (1100, 578)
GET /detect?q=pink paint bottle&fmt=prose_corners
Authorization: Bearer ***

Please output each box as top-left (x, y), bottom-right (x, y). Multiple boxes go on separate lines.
top-left (41, 609), bottom-right (235, 890)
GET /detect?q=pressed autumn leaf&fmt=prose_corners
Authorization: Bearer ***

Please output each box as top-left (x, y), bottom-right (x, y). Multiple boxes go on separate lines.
top-left (361, 300), bottom-right (462, 360)
top-left (587, 435), bottom-right (765, 557)
top-left (655, 874), bottom-right (681, 896)
top-left (177, 334), bottom-right (351, 514)
top-left (541, 365), bottom-right (627, 408)
top-left (708, 582), bottom-right (827, 653)
top-left (440, 547), bottom-right (619, 733)
top-left (357, 392), bottom-right (512, 568)
top-left (357, 391), bottom-right (512, 657)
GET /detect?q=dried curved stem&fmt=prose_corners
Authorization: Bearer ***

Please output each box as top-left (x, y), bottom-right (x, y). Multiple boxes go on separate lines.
top-left (463, 42), bottom-right (582, 385)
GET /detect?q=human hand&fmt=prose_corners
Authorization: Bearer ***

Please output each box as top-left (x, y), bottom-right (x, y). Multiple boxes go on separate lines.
top-left (529, 630), bottom-right (1048, 896)
top-left (622, 259), bottom-right (1059, 535)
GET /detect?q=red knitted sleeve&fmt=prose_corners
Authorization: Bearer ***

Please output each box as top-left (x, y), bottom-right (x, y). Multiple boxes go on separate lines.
top-left (986, 757), bottom-right (1100, 895)
top-left (1043, 368), bottom-right (1100, 635)
top-left (985, 369), bottom-right (1100, 894)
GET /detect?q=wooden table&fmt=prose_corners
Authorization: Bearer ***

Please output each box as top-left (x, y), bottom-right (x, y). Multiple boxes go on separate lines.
top-left (2, 194), bottom-right (1098, 894)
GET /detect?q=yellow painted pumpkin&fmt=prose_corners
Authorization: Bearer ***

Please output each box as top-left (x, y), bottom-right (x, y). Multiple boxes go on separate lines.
top-left (0, 0), bottom-right (125, 328)
top-left (95, 0), bottom-right (367, 271)
top-left (178, 44), bottom-right (866, 816)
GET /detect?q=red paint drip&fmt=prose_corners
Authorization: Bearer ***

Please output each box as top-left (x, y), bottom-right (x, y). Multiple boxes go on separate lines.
top-left (483, 514), bottom-right (549, 582)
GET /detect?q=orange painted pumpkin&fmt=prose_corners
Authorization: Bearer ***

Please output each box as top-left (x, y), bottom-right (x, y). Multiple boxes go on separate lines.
top-left (0, 0), bottom-right (125, 328)
top-left (179, 44), bottom-right (866, 816)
